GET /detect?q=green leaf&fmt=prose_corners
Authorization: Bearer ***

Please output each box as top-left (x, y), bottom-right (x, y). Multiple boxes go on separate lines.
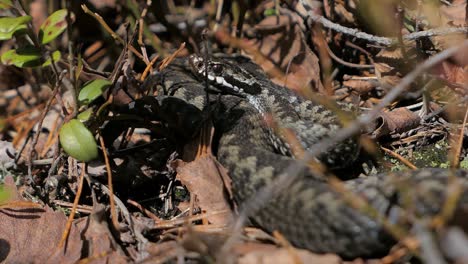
top-left (1, 46), bottom-right (61, 68)
top-left (78, 79), bottom-right (111, 105)
top-left (1, 47), bottom-right (40, 67)
top-left (39, 9), bottom-right (71, 44)
top-left (59, 119), bottom-right (98, 162)
top-left (0, 0), bottom-right (13, 9)
top-left (0, 16), bottom-right (31, 40)
top-left (42, 50), bottom-right (61, 66)
top-left (77, 108), bottom-right (93, 122)
top-left (0, 24), bottom-right (26, 40)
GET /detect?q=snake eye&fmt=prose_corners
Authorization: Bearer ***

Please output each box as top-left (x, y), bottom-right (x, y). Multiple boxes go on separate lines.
top-left (212, 64), bottom-right (223, 75)
top-left (196, 61), bottom-right (204, 69)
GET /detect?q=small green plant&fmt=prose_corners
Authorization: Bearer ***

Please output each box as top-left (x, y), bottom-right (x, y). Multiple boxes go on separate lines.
top-left (0, 7), bottom-right (71, 68)
top-left (0, 3), bottom-right (103, 162)
top-left (78, 79), bottom-right (112, 105)
top-left (59, 119), bottom-right (99, 162)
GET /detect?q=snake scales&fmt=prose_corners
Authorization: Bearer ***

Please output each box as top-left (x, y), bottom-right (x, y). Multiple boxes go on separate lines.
top-left (145, 54), bottom-right (468, 259)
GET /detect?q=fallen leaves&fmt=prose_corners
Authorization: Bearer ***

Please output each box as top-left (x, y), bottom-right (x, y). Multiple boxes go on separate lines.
top-left (246, 12), bottom-right (324, 94)
top-left (173, 124), bottom-right (234, 226)
top-left (0, 177), bottom-right (81, 263)
top-left (174, 156), bottom-right (234, 226)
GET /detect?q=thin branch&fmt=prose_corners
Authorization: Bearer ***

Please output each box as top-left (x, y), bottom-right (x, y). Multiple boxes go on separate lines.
top-left (298, 0), bottom-right (468, 46)
top-left (405, 27), bottom-right (468, 41)
top-left (81, 4), bottom-right (145, 62)
top-left (28, 72), bottom-right (65, 180)
top-left (381, 147), bottom-right (418, 170)
top-left (56, 163), bottom-right (85, 250)
top-left (325, 43), bottom-right (374, 69)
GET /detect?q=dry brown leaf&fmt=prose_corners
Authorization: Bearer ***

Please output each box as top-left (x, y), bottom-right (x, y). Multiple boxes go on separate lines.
top-left (174, 155), bottom-right (235, 226)
top-left (343, 78), bottom-right (378, 94)
top-left (432, 1), bottom-right (467, 56)
top-left (0, 175), bottom-right (82, 263)
top-left (246, 12), bottom-right (324, 93)
top-left (372, 107), bottom-right (421, 138)
top-left (373, 47), bottom-right (405, 88)
top-left (0, 205), bottom-right (82, 263)
top-left (437, 61), bottom-right (468, 86)
top-left (440, 0), bottom-right (467, 26)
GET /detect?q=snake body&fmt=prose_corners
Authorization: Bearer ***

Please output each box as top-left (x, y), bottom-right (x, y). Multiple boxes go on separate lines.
top-left (149, 55), bottom-right (468, 259)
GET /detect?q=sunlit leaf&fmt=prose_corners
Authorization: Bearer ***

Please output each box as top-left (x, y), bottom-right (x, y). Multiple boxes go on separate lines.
top-left (78, 79), bottom-right (111, 105)
top-left (1, 47), bottom-right (41, 67)
top-left (0, 16), bottom-right (31, 40)
top-left (41, 50), bottom-right (61, 66)
top-left (39, 9), bottom-right (73, 44)
top-left (59, 119), bottom-right (98, 162)
top-left (1, 46), bottom-right (61, 68)
top-left (77, 108), bottom-right (93, 122)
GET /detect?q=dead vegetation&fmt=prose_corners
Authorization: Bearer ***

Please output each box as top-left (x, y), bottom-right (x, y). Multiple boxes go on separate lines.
top-left (0, 0), bottom-right (467, 263)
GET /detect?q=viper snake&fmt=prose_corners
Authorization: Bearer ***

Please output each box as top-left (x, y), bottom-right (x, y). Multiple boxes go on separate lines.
top-left (144, 54), bottom-right (468, 259)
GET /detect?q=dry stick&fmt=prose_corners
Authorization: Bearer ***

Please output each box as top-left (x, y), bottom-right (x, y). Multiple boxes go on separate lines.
top-left (127, 199), bottom-right (162, 221)
top-left (98, 134), bottom-right (120, 231)
top-left (65, 2), bottom-right (78, 119)
top-left (141, 55), bottom-right (159, 82)
top-left (158, 42), bottom-right (186, 70)
top-left (381, 147), bottom-right (418, 170)
top-left (432, 105), bottom-right (468, 229)
top-left (298, 0), bottom-right (468, 46)
top-left (220, 40), bottom-right (468, 255)
top-left (135, 1), bottom-right (152, 65)
top-left (57, 163), bottom-right (85, 250)
top-left (405, 27), bottom-right (468, 41)
top-left (325, 42), bottom-right (375, 69)
top-left (450, 105), bottom-right (468, 169)
top-left (81, 4), bottom-right (145, 62)
top-left (27, 73), bottom-right (65, 180)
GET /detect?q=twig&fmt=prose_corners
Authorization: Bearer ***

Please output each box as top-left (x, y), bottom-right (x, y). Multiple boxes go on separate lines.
top-left (381, 147), bottom-right (418, 170)
top-left (325, 43), bottom-right (374, 69)
top-left (431, 105), bottom-right (468, 229)
top-left (450, 105), bottom-right (468, 169)
top-left (27, 72), bottom-right (65, 181)
top-left (81, 4), bottom-right (145, 62)
top-left (405, 27), bottom-right (468, 41)
top-left (57, 163), bottom-right (85, 250)
top-left (298, 0), bottom-right (468, 46)
top-left (65, 1), bottom-right (78, 118)
top-left (158, 42), bottom-right (186, 70)
top-left (292, 39), bottom-right (468, 174)
top-left (98, 134), bottom-right (119, 231)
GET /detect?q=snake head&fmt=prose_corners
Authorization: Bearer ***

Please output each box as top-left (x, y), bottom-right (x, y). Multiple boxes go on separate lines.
top-left (189, 54), bottom-right (262, 96)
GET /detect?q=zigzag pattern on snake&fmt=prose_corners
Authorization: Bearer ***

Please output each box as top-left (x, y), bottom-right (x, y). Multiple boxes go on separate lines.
top-left (145, 55), bottom-right (468, 259)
